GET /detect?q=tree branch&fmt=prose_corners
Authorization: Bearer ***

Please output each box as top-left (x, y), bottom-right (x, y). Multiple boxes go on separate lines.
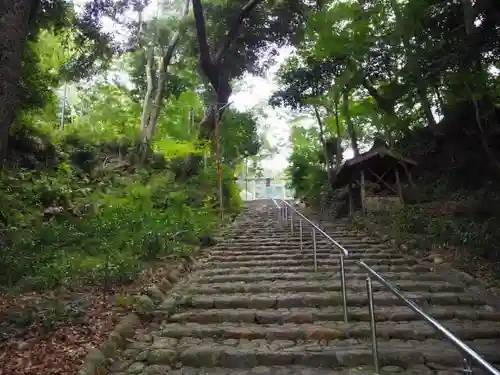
top-left (214, 0), bottom-right (266, 64)
top-left (163, 0), bottom-right (190, 70)
top-left (191, 0), bottom-right (211, 62)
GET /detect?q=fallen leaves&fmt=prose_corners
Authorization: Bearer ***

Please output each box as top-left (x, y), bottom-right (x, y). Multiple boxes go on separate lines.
top-left (0, 259), bottom-right (184, 375)
top-left (0, 291), bottom-right (124, 375)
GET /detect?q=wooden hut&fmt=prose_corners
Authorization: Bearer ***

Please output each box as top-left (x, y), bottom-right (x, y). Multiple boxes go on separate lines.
top-left (333, 143), bottom-right (417, 215)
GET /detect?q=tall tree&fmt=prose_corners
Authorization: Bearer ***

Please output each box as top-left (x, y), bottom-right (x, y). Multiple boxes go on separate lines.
top-left (139, 0), bottom-right (191, 147)
top-left (191, 0), bottom-right (310, 139)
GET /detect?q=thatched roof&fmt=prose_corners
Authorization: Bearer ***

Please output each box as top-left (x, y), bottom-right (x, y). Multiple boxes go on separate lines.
top-left (333, 146), bottom-right (417, 188)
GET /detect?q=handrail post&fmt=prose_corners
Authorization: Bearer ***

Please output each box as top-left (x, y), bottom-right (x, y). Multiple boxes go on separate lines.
top-left (463, 359), bottom-right (473, 375)
top-left (290, 209), bottom-right (294, 234)
top-left (366, 276), bottom-right (379, 374)
top-left (312, 227), bottom-right (317, 272)
top-left (340, 254), bottom-right (348, 323)
top-left (299, 219), bottom-right (303, 252)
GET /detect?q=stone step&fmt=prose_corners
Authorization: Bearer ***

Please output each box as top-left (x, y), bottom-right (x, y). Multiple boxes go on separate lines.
top-left (200, 264), bottom-right (433, 276)
top-left (218, 235), bottom-right (378, 242)
top-left (138, 365), bottom-right (383, 375)
top-left (107, 204), bottom-right (500, 375)
top-left (156, 321), bottom-right (500, 341)
top-left (206, 253), bottom-right (405, 261)
top-left (184, 280), bottom-right (463, 295)
top-left (135, 337), bottom-right (500, 369)
top-left (213, 243), bottom-right (390, 249)
top-left (207, 249), bottom-right (397, 257)
top-left (179, 291), bottom-right (485, 309)
top-left (201, 258), bottom-right (418, 269)
top-left (169, 305), bottom-right (500, 324)
top-left (196, 271), bottom-right (453, 284)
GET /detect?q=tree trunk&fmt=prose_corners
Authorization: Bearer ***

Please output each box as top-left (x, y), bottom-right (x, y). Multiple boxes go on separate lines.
top-left (333, 94), bottom-right (343, 171)
top-left (192, 0), bottom-right (264, 139)
top-left (140, 46), bottom-right (154, 136)
top-left (0, 0), bottom-right (36, 167)
top-left (140, 0), bottom-right (190, 145)
top-left (342, 88), bottom-right (360, 157)
top-left (313, 105), bottom-right (333, 182)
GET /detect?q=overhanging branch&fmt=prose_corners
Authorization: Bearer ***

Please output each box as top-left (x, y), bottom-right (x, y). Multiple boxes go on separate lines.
top-left (214, 0), bottom-right (266, 64)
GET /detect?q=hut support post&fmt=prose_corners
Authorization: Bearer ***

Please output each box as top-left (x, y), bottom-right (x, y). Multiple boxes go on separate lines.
top-left (360, 170), bottom-right (366, 214)
top-left (348, 183), bottom-right (353, 216)
top-left (395, 168), bottom-right (404, 205)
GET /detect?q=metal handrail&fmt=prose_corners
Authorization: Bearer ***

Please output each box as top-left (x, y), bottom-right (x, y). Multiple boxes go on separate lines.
top-left (272, 198), bottom-right (500, 375)
top-left (278, 199), bottom-right (349, 257)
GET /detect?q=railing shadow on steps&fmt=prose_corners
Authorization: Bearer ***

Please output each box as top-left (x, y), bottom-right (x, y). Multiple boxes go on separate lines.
top-left (271, 198), bottom-right (500, 375)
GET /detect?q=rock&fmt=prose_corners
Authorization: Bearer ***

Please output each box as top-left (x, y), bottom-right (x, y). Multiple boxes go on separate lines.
top-left (167, 270), bottom-right (180, 284)
top-left (179, 346), bottom-right (222, 367)
top-left (146, 285), bottom-right (165, 303)
top-left (141, 365), bottom-right (171, 375)
top-left (152, 337), bottom-right (178, 349)
top-left (114, 313), bottom-right (140, 339)
top-left (127, 362), bottom-right (145, 374)
top-left (399, 244), bottom-right (408, 251)
top-left (135, 295), bottom-right (155, 315)
top-left (381, 234), bottom-right (390, 242)
top-left (433, 256), bottom-right (444, 264)
top-left (147, 349), bottom-right (177, 365)
top-left (382, 365), bottom-right (405, 373)
top-left (100, 338), bottom-right (118, 358)
top-left (80, 348), bottom-right (106, 375)
top-left (135, 349), bottom-right (150, 361)
top-left (159, 279), bottom-right (172, 292)
top-left (17, 341), bottom-right (30, 350)
top-left (159, 297), bottom-right (177, 313)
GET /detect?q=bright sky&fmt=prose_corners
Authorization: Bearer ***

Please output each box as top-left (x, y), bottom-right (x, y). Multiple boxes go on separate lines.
top-left (230, 47), bottom-right (296, 174)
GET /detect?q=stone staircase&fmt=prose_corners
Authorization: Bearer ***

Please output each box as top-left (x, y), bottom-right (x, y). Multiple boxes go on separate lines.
top-left (110, 200), bottom-right (500, 375)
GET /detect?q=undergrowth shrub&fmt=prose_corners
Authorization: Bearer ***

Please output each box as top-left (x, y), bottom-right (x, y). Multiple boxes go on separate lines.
top-left (0, 129), bottom-right (242, 290)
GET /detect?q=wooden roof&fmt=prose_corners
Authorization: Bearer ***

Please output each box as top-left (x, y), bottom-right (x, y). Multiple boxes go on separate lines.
top-left (333, 146), bottom-right (417, 188)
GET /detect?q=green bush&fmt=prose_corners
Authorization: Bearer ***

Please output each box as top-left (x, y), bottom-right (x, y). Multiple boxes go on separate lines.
top-left (0, 135), bottom-right (241, 289)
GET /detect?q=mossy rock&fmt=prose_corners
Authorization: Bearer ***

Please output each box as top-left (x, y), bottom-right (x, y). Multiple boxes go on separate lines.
top-left (135, 295), bottom-right (155, 315)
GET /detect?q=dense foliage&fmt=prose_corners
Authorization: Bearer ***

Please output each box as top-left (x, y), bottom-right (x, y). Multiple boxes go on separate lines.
top-left (272, 0), bottom-right (500, 260)
top-left (0, 0), bottom-right (278, 290)
top-left (272, 0), bottom-right (500, 202)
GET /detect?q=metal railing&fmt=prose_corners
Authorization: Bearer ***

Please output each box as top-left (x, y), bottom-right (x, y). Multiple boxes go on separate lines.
top-left (271, 198), bottom-right (500, 375)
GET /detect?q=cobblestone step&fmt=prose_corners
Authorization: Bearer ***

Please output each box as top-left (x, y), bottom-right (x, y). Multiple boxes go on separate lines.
top-left (201, 258), bottom-right (418, 270)
top-left (156, 321), bottom-right (500, 341)
top-left (118, 336), bottom-right (500, 369)
top-left (184, 280), bottom-right (464, 295)
top-left (201, 264), bottom-right (434, 276)
top-left (169, 306), bottom-right (500, 324)
top-left (179, 291), bottom-right (485, 309)
top-left (206, 253), bottom-right (404, 261)
top-left (196, 271), bottom-right (454, 284)
top-left (207, 249), bottom-right (398, 257)
top-left (138, 365), bottom-right (381, 375)
top-left (213, 243), bottom-right (390, 250)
